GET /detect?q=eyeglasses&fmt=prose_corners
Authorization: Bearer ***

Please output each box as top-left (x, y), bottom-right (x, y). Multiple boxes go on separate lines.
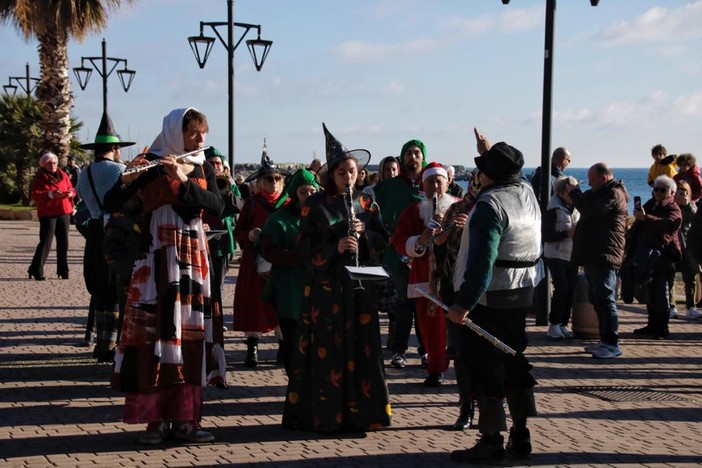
top-left (652, 187), bottom-right (670, 193)
top-left (265, 175), bottom-right (283, 183)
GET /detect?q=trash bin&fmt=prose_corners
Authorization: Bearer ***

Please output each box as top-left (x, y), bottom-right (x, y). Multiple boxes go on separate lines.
top-left (571, 272), bottom-right (600, 339)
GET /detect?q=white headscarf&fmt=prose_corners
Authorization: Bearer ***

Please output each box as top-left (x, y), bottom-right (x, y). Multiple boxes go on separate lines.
top-left (149, 107), bottom-right (206, 165)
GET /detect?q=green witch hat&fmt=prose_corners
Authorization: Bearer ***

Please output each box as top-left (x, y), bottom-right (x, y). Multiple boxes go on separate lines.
top-left (79, 111), bottom-right (135, 150)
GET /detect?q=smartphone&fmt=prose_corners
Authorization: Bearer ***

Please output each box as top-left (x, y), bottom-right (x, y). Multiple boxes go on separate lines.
top-left (634, 196), bottom-right (642, 211)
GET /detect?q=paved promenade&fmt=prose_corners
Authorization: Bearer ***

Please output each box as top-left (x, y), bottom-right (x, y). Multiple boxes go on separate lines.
top-left (1, 219), bottom-right (701, 467)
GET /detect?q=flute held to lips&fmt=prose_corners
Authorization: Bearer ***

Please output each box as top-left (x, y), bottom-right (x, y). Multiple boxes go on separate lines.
top-left (122, 146), bottom-right (212, 176)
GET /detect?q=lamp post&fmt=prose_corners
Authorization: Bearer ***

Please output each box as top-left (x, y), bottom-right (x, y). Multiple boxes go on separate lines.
top-left (3, 63), bottom-right (39, 96)
top-left (72, 38), bottom-right (136, 116)
top-left (188, 0), bottom-right (272, 170)
top-left (501, 0), bottom-right (600, 325)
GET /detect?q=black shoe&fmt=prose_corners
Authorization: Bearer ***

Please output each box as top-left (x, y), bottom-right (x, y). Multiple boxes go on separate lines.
top-left (423, 373), bottom-right (443, 387)
top-left (506, 427), bottom-right (532, 458)
top-left (452, 400), bottom-right (475, 431)
top-left (451, 433), bottom-right (505, 463)
top-left (58, 273), bottom-right (69, 280)
top-left (28, 271), bottom-right (46, 281)
top-left (634, 326), bottom-right (669, 338)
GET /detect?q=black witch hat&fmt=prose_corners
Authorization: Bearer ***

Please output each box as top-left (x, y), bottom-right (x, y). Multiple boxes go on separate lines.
top-left (79, 111), bottom-right (135, 150)
top-left (244, 139), bottom-right (289, 183)
top-left (319, 123), bottom-right (371, 176)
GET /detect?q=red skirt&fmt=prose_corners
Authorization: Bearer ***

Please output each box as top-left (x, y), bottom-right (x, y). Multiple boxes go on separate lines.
top-left (233, 247), bottom-right (278, 332)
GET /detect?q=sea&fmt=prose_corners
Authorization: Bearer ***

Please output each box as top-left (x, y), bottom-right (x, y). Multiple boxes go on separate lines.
top-left (456, 167), bottom-right (650, 215)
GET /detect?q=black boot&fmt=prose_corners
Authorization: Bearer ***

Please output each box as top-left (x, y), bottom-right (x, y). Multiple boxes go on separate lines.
top-left (244, 337), bottom-right (258, 368)
top-left (276, 339), bottom-right (284, 365)
top-left (452, 399), bottom-right (475, 431)
top-left (450, 433), bottom-right (505, 463)
top-left (506, 426), bottom-right (532, 458)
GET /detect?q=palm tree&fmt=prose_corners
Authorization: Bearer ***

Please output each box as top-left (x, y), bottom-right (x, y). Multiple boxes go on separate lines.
top-left (0, 0), bottom-right (133, 160)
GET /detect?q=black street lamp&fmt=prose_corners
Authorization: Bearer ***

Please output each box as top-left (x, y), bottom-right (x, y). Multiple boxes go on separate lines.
top-left (72, 38), bottom-right (136, 115)
top-left (3, 63), bottom-right (39, 96)
top-left (500, 0), bottom-right (600, 325)
top-left (188, 0), bottom-right (273, 169)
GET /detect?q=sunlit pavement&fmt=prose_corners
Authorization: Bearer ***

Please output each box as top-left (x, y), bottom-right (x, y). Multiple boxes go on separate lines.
top-left (1, 220), bottom-right (701, 467)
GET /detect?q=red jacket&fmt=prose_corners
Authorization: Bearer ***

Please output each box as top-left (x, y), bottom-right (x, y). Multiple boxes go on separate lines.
top-left (674, 165), bottom-right (702, 202)
top-left (31, 169), bottom-right (75, 217)
top-left (392, 202), bottom-right (431, 299)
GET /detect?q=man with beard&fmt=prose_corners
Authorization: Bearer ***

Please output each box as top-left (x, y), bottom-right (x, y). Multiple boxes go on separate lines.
top-left (448, 130), bottom-right (542, 463)
top-left (373, 140), bottom-right (428, 369)
top-left (393, 162), bottom-right (457, 386)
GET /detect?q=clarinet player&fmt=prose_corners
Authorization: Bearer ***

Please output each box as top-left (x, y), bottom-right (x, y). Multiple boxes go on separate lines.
top-left (282, 123), bottom-right (391, 434)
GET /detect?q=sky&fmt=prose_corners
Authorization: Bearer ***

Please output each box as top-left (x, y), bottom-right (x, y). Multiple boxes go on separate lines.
top-left (1, 0), bottom-right (701, 169)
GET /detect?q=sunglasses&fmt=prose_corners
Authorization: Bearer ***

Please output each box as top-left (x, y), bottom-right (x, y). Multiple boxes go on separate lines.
top-left (265, 175), bottom-right (283, 182)
top-left (652, 187), bottom-right (669, 193)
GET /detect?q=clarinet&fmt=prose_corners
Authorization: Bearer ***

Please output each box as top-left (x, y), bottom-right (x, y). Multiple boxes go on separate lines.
top-left (345, 184), bottom-right (365, 291)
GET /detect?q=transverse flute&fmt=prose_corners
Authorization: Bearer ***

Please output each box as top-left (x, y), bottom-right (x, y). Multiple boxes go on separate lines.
top-left (413, 287), bottom-right (517, 356)
top-left (122, 146), bottom-right (212, 176)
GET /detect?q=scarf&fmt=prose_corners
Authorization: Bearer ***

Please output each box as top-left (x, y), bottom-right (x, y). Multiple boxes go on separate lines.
top-left (148, 107), bottom-right (206, 165)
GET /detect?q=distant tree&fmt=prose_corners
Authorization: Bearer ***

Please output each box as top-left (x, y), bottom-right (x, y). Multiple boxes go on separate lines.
top-left (0, 94), bottom-right (85, 205)
top-left (0, 0), bottom-right (134, 160)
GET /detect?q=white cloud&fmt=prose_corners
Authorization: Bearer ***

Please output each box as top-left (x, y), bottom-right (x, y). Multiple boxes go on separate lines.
top-left (498, 6), bottom-right (544, 33)
top-left (440, 5), bottom-right (542, 37)
top-left (594, 1), bottom-right (702, 45)
top-left (670, 90), bottom-right (702, 116)
top-left (383, 78), bottom-right (406, 95)
top-left (333, 38), bottom-right (440, 63)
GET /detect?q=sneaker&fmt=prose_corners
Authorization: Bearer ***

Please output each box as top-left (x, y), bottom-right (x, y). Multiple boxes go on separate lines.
top-left (547, 323), bottom-right (565, 339)
top-left (686, 308), bottom-right (702, 319)
top-left (420, 353), bottom-right (429, 368)
top-left (390, 352), bottom-right (406, 369)
top-left (171, 421), bottom-right (214, 443)
top-left (137, 421), bottom-right (169, 445)
top-left (669, 307), bottom-right (678, 319)
top-left (559, 325), bottom-right (574, 339)
top-left (592, 343), bottom-right (622, 359)
top-left (506, 427), bottom-right (532, 458)
top-left (451, 433), bottom-right (505, 463)
top-left (583, 342), bottom-right (603, 353)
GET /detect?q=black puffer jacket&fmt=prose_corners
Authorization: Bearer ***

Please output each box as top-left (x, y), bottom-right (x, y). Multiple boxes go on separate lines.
top-left (570, 179), bottom-right (629, 268)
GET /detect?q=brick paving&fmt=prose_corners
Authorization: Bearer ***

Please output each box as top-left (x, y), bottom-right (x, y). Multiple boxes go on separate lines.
top-left (0, 219), bottom-right (701, 467)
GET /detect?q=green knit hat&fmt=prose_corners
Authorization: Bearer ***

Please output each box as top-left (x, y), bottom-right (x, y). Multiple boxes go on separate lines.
top-left (275, 168), bottom-right (319, 208)
top-left (400, 139), bottom-right (428, 170)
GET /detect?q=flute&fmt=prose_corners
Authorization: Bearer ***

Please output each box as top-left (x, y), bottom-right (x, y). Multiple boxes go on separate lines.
top-left (413, 287), bottom-right (517, 356)
top-left (122, 146), bottom-right (212, 176)
top-left (418, 224), bottom-right (458, 250)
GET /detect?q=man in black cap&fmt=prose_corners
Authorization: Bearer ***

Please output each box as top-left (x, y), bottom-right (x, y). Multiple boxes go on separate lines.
top-left (76, 111), bottom-right (135, 361)
top-left (448, 128), bottom-right (542, 463)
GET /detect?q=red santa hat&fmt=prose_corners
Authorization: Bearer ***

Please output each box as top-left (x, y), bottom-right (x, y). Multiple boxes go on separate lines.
top-left (421, 161), bottom-right (448, 183)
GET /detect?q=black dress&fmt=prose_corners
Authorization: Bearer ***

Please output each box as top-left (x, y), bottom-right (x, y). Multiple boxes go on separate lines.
top-left (282, 189), bottom-right (391, 433)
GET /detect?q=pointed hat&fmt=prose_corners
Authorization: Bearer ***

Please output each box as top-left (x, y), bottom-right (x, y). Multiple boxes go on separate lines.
top-left (320, 122), bottom-right (370, 173)
top-left (79, 111), bottom-right (135, 149)
top-left (244, 139), bottom-right (289, 183)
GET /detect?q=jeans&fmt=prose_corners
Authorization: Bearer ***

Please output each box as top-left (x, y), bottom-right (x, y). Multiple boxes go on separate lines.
top-left (390, 265), bottom-right (425, 355)
top-left (584, 265), bottom-right (619, 346)
top-left (545, 258), bottom-right (578, 326)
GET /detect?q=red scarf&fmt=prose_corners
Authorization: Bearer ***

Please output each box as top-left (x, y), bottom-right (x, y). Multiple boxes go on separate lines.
top-left (259, 187), bottom-right (282, 204)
